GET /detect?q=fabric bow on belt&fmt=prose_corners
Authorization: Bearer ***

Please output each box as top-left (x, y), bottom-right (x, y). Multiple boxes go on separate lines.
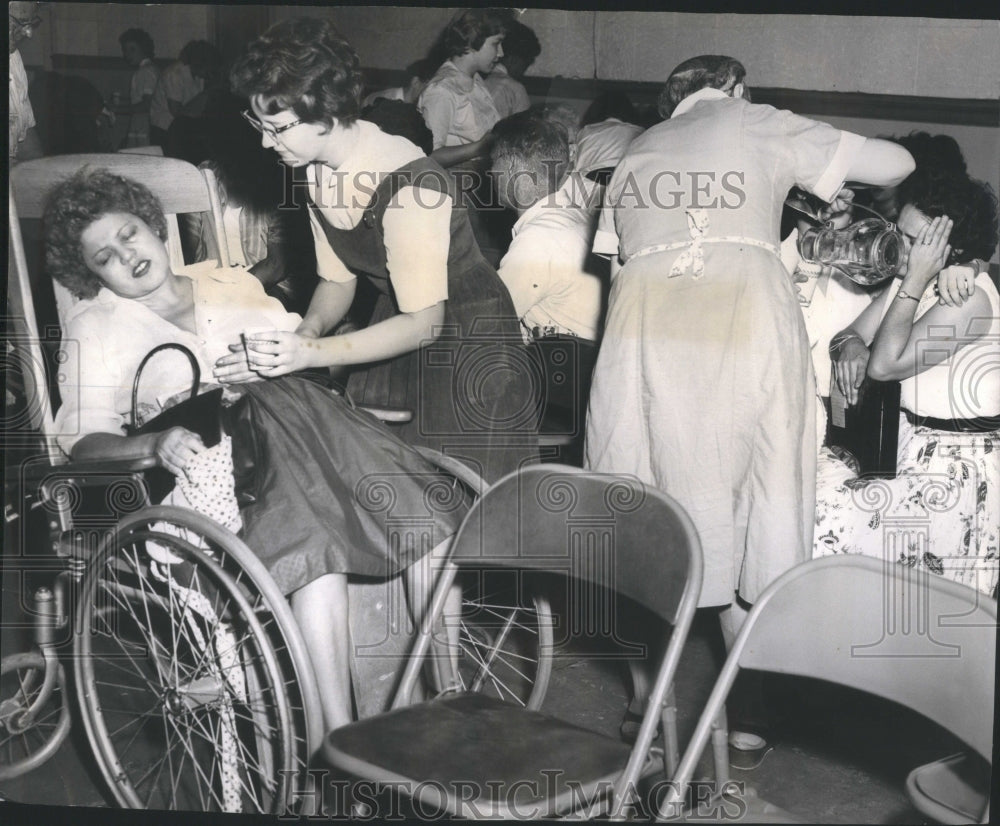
top-left (669, 208), bottom-right (711, 278)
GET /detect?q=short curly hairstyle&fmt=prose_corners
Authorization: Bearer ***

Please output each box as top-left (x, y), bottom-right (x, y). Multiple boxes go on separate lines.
top-left (43, 168), bottom-right (168, 300)
top-left (439, 8), bottom-right (511, 59)
top-left (230, 17), bottom-right (363, 128)
top-left (118, 28), bottom-right (154, 59)
top-left (900, 168), bottom-right (999, 264)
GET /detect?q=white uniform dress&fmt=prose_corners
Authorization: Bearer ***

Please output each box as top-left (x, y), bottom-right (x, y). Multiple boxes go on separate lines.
top-left (586, 87), bottom-right (866, 606)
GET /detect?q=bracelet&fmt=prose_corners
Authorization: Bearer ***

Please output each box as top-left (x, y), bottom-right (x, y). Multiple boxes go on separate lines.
top-left (830, 332), bottom-right (864, 353)
top-left (896, 290), bottom-right (921, 302)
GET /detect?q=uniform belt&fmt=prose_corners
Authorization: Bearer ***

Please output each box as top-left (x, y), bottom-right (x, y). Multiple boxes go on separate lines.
top-left (626, 236), bottom-right (781, 264)
top-left (904, 408), bottom-right (999, 433)
top-left (623, 208), bottom-right (780, 278)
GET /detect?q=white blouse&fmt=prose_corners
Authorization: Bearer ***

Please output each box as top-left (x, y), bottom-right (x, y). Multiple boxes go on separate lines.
top-left (306, 120), bottom-right (453, 314)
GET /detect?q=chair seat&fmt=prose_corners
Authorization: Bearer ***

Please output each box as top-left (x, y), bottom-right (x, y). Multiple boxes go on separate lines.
top-left (324, 692), bottom-right (634, 818)
top-left (906, 752), bottom-right (990, 824)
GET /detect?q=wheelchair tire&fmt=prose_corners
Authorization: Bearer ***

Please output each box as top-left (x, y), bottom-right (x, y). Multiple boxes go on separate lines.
top-left (0, 651), bottom-right (71, 781)
top-left (457, 575), bottom-right (554, 710)
top-left (73, 506), bottom-right (322, 813)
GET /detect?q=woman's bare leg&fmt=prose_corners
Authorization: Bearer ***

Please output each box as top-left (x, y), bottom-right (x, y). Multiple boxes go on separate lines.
top-left (291, 573), bottom-right (352, 730)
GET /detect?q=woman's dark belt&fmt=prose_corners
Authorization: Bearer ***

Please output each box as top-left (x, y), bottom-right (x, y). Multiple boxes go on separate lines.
top-left (904, 408), bottom-right (1000, 433)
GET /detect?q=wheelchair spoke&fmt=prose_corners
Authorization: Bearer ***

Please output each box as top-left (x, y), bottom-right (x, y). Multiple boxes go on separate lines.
top-left (76, 510), bottom-right (316, 812)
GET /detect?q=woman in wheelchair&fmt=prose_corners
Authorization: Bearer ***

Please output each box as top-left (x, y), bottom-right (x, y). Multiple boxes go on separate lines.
top-left (44, 167), bottom-right (468, 729)
top-left (814, 168), bottom-right (999, 598)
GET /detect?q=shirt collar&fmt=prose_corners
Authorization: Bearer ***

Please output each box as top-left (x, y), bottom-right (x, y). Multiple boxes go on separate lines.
top-left (671, 87), bottom-right (732, 118)
top-left (437, 60), bottom-right (476, 93)
top-left (512, 172), bottom-right (587, 236)
top-left (308, 120), bottom-right (419, 185)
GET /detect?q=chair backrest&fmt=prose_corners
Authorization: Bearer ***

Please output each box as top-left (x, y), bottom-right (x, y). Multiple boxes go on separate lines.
top-left (448, 464), bottom-right (702, 626)
top-left (7, 154), bottom-right (230, 460)
top-left (117, 145), bottom-right (165, 156)
top-left (663, 555), bottom-right (995, 819)
top-left (10, 153), bottom-right (229, 269)
top-left (735, 555), bottom-right (996, 762)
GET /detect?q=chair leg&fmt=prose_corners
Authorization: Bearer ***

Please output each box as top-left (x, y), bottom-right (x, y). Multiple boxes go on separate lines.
top-left (661, 685), bottom-right (680, 778)
top-left (710, 705), bottom-right (730, 790)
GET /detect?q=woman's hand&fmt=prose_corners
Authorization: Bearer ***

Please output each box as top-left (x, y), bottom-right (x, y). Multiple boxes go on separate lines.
top-left (819, 187), bottom-right (855, 230)
top-left (935, 263), bottom-right (978, 308)
top-left (904, 215), bottom-right (952, 289)
top-left (832, 335), bottom-right (870, 406)
top-left (243, 330), bottom-right (318, 377)
top-left (154, 427), bottom-right (204, 478)
top-left (213, 342), bottom-right (262, 384)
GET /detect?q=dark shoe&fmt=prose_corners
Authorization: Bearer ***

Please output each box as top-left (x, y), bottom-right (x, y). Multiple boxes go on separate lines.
top-left (619, 708), bottom-right (644, 744)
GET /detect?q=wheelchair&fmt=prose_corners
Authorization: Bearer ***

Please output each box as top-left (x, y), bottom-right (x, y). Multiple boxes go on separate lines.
top-left (2, 155), bottom-right (553, 812)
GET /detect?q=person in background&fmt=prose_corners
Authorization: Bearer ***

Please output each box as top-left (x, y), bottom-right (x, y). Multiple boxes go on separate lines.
top-left (9, 1), bottom-right (44, 163)
top-left (418, 7), bottom-right (509, 167)
top-left (114, 28), bottom-right (158, 147)
top-left (362, 57), bottom-right (438, 109)
top-left (362, 96), bottom-right (435, 155)
top-left (491, 112), bottom-right (605, 345)
top-left (573, 91), bottom-right (645, 182)
top-left (29, 70), bottom-right (111, 154)
top-left (483, 17), bottom-right (540, 119)
top-left (149, 40), bottom-right (219, 147)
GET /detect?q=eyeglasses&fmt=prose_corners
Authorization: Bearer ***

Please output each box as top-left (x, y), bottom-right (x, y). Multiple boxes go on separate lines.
top-left (9, 13), bottom-right (43, 33)
top-left (241, 109), bottom-right (304, 140)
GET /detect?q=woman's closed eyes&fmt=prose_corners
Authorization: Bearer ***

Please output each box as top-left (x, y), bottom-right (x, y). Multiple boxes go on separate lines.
top-left (93, 224), bottom-right (138, 267)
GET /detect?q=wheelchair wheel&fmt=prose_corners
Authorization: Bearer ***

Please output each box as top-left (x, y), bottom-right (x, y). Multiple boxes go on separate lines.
top-left (73, 506), bottom-right (322, 813)
top-left (0, 651), bottom-right (71, 780)
top-left (457, 572), bottom-right (554, 710)
top-left (409, 449), bottom-right (554, 711)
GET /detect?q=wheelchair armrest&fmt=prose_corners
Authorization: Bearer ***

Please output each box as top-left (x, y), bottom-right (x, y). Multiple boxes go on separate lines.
top-left (326, 385), bottom-right (413, 424)
top-left (23, 455), bottom-right (159, 487)
top-left (358, 406), bottom-right (413, 423)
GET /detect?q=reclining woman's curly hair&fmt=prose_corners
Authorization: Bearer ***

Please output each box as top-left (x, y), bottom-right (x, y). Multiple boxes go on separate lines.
top-left (900, 167), bottom-right (999, 264)
top-left (230, 17), bottom-right (363, 128)
top-left (43, 168), bottom-right (168, 300)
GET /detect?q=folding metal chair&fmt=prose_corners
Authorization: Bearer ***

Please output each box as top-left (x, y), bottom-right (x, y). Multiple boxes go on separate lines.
top-left (323, 463), bottom-right (703, 819)
top-left (660, 555), bottom-right (996, 823)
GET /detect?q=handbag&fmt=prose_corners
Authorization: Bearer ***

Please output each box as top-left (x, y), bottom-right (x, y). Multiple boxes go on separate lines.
top-left (825, 378), bottom-right (900, 479)
top-left (129, 342), bottom-right (225, 448)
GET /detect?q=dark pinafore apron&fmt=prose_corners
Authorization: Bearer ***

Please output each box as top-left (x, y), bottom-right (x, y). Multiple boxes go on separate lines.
top-left (308, 157), bottom-right (539, 483)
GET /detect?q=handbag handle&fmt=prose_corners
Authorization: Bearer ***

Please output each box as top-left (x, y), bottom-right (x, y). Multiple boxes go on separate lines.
top-left (131, 342), bottom-right (201, 428)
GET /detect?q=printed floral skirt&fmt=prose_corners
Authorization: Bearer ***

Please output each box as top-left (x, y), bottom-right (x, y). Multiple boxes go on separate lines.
top-left (814, 412), bottom-right (999, 598)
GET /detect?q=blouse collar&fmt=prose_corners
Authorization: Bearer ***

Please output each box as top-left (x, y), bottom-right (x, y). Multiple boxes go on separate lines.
top-left (671, 87), bottom-right (732, 118)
